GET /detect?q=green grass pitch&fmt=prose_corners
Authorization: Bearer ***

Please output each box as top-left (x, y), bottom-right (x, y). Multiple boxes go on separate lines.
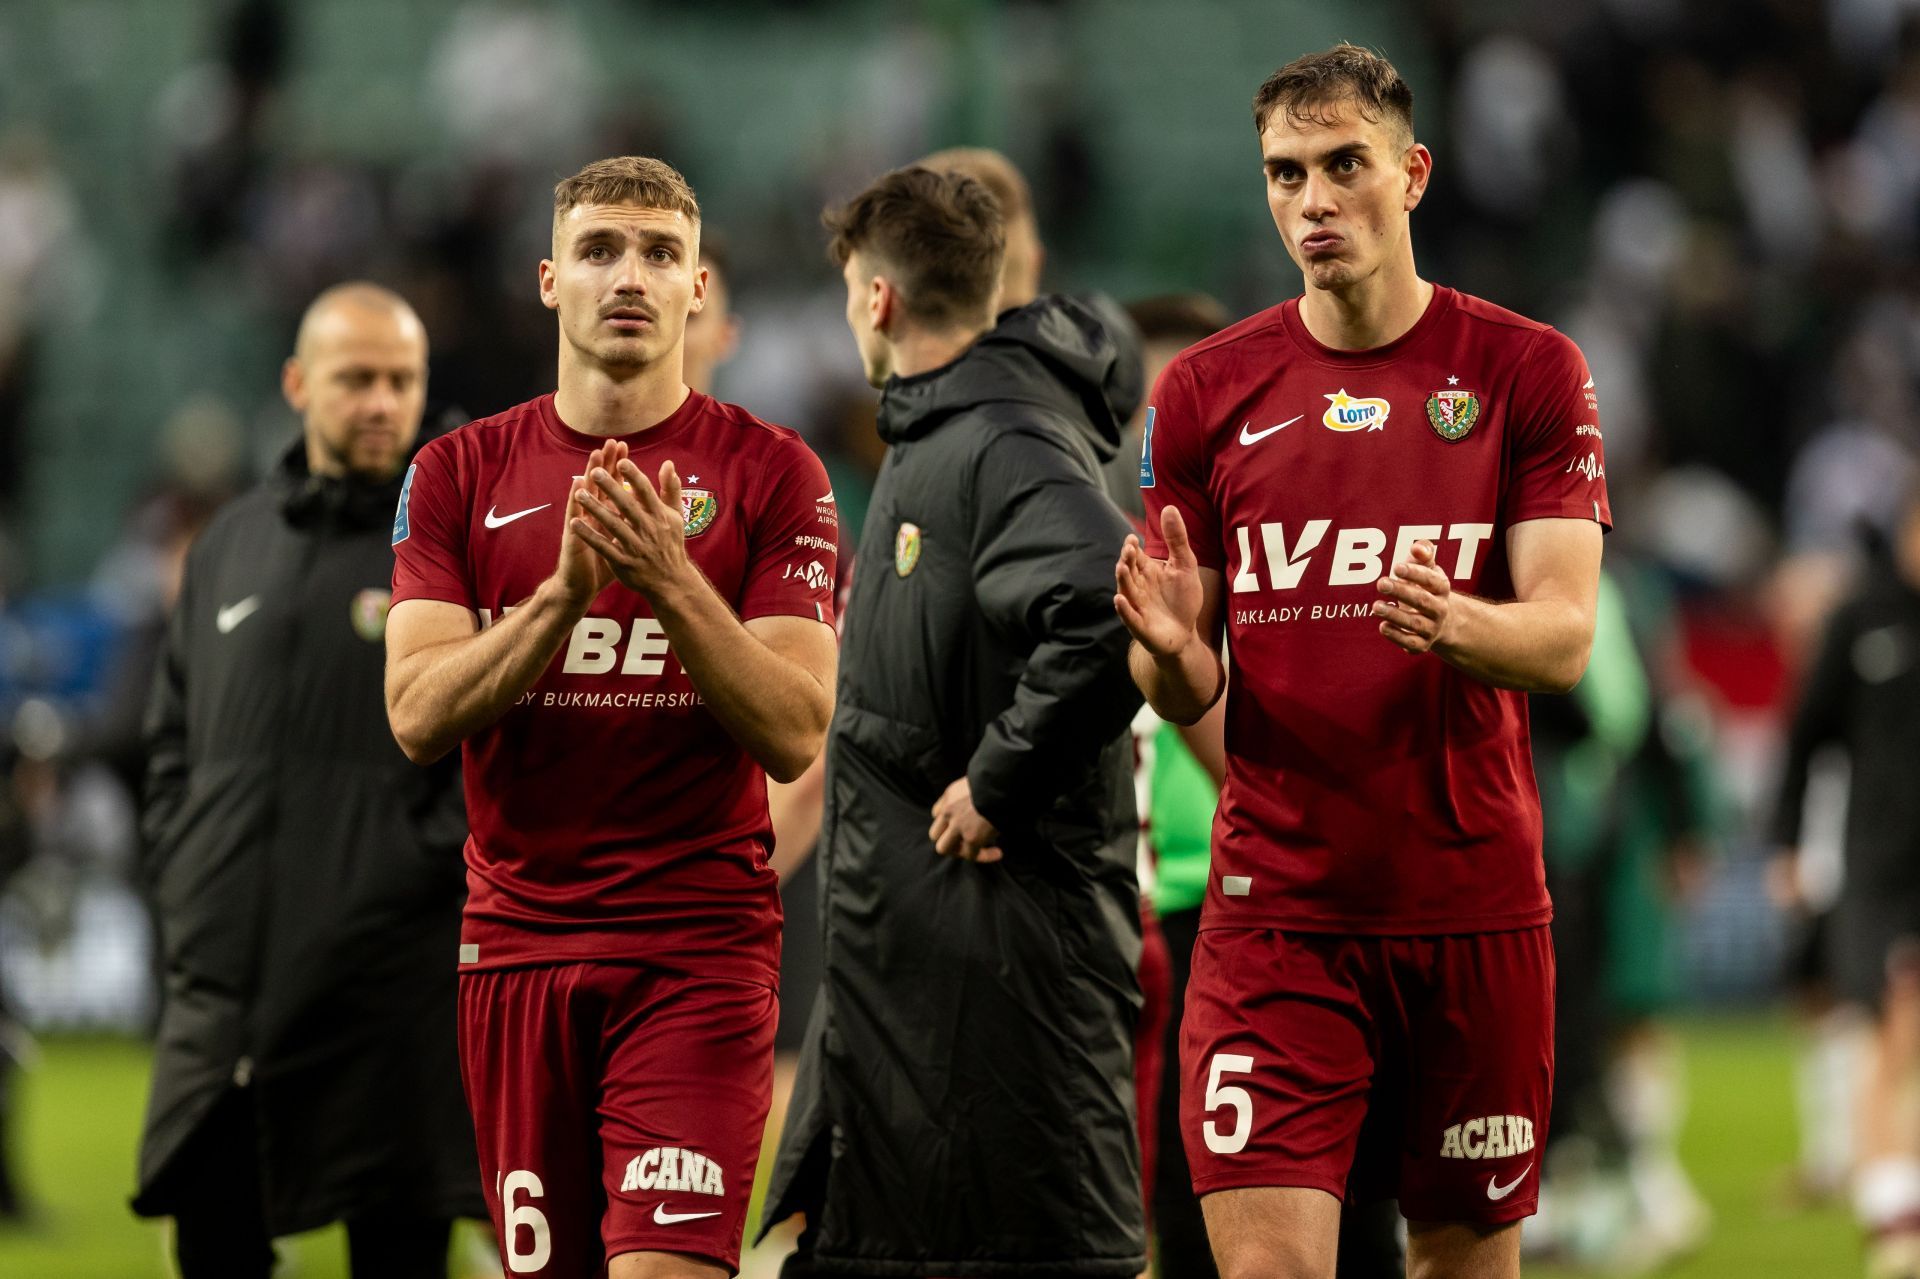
top-left (0, 1016), bottom-right (1863, 1277)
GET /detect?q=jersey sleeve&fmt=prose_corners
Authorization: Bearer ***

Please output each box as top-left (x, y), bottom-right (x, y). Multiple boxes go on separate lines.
top-left (390, 436), bottom-right (477, 609)
top-left (737, 434), bottom-right (839, 626)
top-left (1504, 328), bottom-right (1612, 530)
top-left (1140, 356), bottom-right (1225, 569)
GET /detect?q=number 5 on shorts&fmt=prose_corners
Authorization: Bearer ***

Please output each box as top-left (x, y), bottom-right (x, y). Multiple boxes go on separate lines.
top-left (1202, 1052), bottom-right (1254, 1154)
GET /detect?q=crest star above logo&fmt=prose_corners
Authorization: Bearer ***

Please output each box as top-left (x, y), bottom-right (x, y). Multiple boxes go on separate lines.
top-left (687, 475), bottom-right (699, 484)
top-left (1447, 376), bottom-right (1459, 386)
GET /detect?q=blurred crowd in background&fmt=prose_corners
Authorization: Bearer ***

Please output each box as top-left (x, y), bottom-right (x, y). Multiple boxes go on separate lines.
top-left (1, 0), bottom-right (1919, 1271)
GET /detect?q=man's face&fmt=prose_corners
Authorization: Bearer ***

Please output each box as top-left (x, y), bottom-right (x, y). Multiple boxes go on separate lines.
top-left (541, 202), bottom-right (705, 374)
top-left (284, 306), bottom-right (427, 481)
top-left (842, 251), bottom-right (890, 388)
top-left (682, 258), bottom-right (741, 395)
top-left (1260, 100), bottom-right (1428, 294)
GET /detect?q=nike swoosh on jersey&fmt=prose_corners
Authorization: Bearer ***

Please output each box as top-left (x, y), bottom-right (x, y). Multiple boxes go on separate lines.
top-left (1486, 1163), bottom-right (1533, 1201)
top-left (653, 1205), bottom-right (723, 1225)
top-left (1239, 416), bottom-right (1303, 445)
top-left (216, 596), bottom-right (262, 634)
top-left (485, 503), bottom-right (552, 529)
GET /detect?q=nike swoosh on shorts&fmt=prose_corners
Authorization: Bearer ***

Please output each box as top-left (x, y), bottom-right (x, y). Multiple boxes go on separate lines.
top-left (653, 1204), bottom-right (722, 1225)
top-left (1486, 1163), bottom-right (1533, 1201)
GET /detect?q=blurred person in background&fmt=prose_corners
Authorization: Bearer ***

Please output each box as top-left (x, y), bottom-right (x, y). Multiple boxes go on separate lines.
top-left (1528, 570), bottom-right (1718, 1270)
top-left (1771, 481), bottom-right (1920, 1279)
top-left (764, 164), bottom-right (1146, 1279)
top-left (133, 283), bottom-right (480, 1277)
top-left (683, 235), bottom-right (743, 399)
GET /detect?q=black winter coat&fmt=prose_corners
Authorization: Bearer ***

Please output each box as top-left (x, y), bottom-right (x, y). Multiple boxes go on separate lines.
top-left (764, 298), bottom-right (1148, 1276)
top-left (132, 442), bottom-right (482, 1234)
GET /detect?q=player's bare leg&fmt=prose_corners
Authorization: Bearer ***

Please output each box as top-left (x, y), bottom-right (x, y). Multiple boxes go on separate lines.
top-left (1201, 1186), bottom-right (1340, 1279)
top-left (1404, 1219), bottom-right (1521, 1279)
top-left (609, 1249), bottom-right (728, 1279)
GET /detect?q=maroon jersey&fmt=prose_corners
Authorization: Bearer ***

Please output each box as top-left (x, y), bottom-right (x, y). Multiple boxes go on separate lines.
top-left (392, 391), bottom-right (838, 984)
top-left (1142, 286), bottom-right (1610, 934)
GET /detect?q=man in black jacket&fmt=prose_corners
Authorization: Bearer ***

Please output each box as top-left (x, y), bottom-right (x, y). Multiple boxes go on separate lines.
top-left (134, 283), bottom-right (481, 1277)
top-left (1773, 482), bottom-right (1920, 1273)
top-left (763, 167), bottom-right (1146, 1276)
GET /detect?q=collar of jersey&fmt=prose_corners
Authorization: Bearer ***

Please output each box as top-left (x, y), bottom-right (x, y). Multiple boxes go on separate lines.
top-left (536, 388), bottom-right (708, 452)
top-left (1279, 284), bottom-right (1455, 369)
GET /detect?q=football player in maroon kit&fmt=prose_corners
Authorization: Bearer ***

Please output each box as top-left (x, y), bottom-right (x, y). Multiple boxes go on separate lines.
top-left (1114, 46), bottom-right (1608, 1279)
top-left (382, 156), bottom-right (839, 1279)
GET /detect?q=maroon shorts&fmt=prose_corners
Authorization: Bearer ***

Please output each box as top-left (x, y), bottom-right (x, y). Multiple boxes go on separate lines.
top-left (459, 963), bottom-right (776, 1275)
top-left (1180, 926), bottom-right (1553, 1225)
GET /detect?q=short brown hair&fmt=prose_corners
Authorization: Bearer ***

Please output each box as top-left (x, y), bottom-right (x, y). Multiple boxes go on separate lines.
top-left (823, 166), bottom-right (1005, 329)
top-left (1252, 43), bottom-right (1413, 142)
top-left (918, 147), bottom-right (1032, 224)
top-left (553, 155), bottom-right (701, 235)
top-left (1125, 293), bottom-right (1230, 347)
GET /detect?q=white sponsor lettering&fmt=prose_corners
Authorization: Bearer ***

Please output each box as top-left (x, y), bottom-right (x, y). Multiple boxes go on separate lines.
top-left (620, 1147), bottom-right (726, 1196)
top-left (1438, 1115), bottom-right (1536, 1160)
top-left (1327, 526), bottom-right (1388, 586)
top-left (1228, 522), bottom-right (1496, 594)
top-left (1566, 453), bottom-right (1605, 482)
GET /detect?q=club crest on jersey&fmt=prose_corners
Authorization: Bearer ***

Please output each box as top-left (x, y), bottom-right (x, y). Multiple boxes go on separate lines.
top-left (350, 588), bottom-right (391, 642)
top-left (680, 488), bottom-right (718, 537)
top-left (1322, 390), bottom-right (1389, 433)
top-left (895, 522), bottom-right (922, 577)
top-left (1426, 390), bottom-right (1481, 442)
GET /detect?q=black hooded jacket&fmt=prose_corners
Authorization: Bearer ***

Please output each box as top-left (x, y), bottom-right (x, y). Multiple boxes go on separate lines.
top-left (133, 440), bottom-right (481, 1233)
top-left (764, 297), bottom-right (1148, 1276)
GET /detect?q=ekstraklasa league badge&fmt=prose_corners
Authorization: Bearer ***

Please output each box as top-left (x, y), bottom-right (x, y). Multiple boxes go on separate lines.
top-left (680, 488), bottom-right (718, 537)
top-left (1425, 389), bottom-right (1481, 442)
top-left (895, 522), bottom-right (922, 577)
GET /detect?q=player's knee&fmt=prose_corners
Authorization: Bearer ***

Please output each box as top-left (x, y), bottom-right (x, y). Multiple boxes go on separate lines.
top-left (1213, 1238), bottom-right (1334, 1279)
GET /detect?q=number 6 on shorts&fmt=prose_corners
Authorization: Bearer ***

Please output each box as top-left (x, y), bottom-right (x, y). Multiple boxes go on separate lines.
top-left (1202, 1052), bottom-right (1255, 1154)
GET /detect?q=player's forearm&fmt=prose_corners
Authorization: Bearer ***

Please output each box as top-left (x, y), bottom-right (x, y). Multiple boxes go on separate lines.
top-left (648, 570), bottom-right (832, 784)
top-left (1434, 594), bottom-right (1594, 694)
top-left (1128, 636), bottom-right (1224, 726)
top-left (387, 579), bottom-right (586, 763)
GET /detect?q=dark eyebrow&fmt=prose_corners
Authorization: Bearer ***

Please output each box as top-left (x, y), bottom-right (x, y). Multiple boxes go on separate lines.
top-left (1263, 140), bottom-right (1375, 171)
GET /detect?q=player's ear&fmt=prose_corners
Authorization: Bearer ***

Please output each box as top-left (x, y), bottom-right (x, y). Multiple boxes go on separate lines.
top-left (870, 274), bottom-right (893, 334)
top-left (689, 263), bottom-right (708, 315)
top-left (1403, 142), bottom-right (1433, 212)
top-left (281, 357), bottom-right (307, 413)
top-left (538, 258), bottom-right (559, 312)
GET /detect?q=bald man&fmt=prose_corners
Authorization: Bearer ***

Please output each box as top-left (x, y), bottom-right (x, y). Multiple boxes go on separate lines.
top-left (134, 283), bottom-right (483, 1277)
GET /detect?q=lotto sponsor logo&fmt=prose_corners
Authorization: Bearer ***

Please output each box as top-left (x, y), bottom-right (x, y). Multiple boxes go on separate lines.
top-left (1322, 390), bottom-right (1389, 433)
top-left (619, 1146), bottom-right (725, 1196)
top-left (1438, 1114), bottom-right (1536, 1160)
top-left (1228, 521), bottom-right (1495, 594)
